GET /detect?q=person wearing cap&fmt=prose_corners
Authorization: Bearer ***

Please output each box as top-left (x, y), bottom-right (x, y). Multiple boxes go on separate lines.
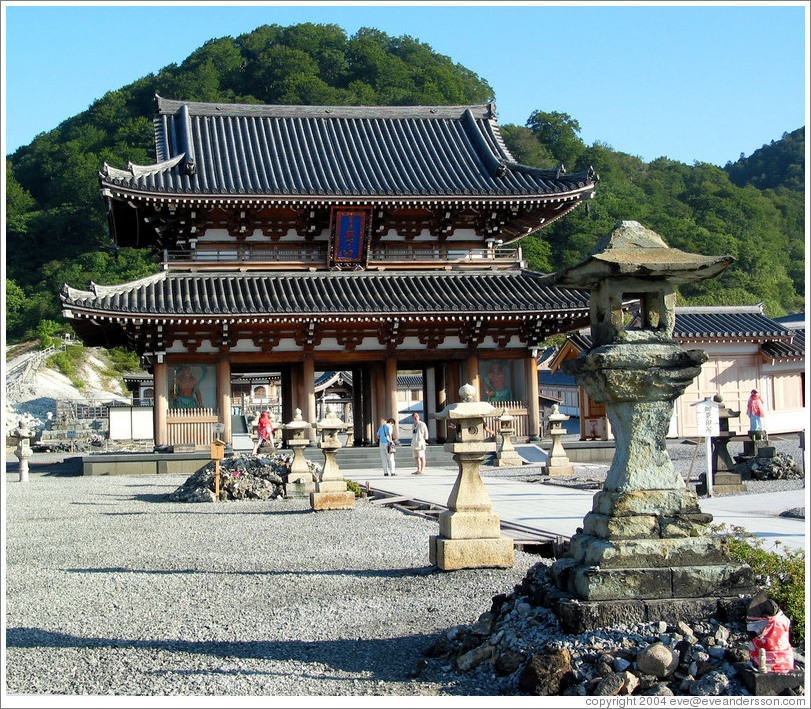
top-left (746, 389), bottom-right (766, 431)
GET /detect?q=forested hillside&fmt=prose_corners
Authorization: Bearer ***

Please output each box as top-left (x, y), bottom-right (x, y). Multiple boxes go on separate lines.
top-left (5, 23), bottom-right (805, 343)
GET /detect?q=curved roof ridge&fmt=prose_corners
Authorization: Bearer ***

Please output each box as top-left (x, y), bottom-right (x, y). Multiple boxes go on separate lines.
top-left (101, 154), bottom-right (185, 180)
top-left (154, 94), bottom-right (495, 120)
top-left (88, 271), bottom-right (168, 297)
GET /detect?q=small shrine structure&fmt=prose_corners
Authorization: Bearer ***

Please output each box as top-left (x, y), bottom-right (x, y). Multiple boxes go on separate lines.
top-left (60, 97), bottom-right (598, 450)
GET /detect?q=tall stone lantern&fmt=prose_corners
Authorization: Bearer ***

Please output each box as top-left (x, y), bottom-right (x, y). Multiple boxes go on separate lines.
top-left (310, 407), bottom-right (355, 511)
top-left (549, 221), bottom-right (755, 628)
top-left (430, 383), bottom-right (514, 570)
top-left (284, 408), bottom-right (315, 497)
top-left (12, 419), bottom-right (36, 483)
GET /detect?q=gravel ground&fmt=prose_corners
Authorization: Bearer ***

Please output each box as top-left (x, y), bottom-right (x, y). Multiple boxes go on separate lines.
top-left (4, 462), bottom-right (540, 701)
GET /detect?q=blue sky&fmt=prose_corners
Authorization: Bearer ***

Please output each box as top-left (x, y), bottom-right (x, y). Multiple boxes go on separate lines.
top-left (2, 2), bottom-right (808, 166)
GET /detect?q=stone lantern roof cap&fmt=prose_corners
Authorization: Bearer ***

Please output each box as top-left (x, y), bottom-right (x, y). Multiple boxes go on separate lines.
top-left (555, 221), bottom-right (734, 289)
top-left (436, 383), bottom-right (504, 420)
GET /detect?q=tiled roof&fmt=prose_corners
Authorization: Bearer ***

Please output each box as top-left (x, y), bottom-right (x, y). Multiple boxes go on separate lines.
top-left (397, 374), bottom-right (423, 388)
top-left (762, 327), bottom-right (805, 360)
top-left (61, 269), bottom-right (588, 317)
top-left (673, 311), bottom-right (791, 341)
top-left (563, 310), bottom-right (798, 352)
top-left (98, 96), bottom-right (597, 200)
top-left (538, 370), bottom-right (577, 387)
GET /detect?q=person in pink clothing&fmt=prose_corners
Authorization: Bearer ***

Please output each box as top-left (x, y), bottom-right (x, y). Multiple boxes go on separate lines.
top-left (253, 411), bottom-right (275, 453)
top-left (746, 389), bottom-right (766, 431)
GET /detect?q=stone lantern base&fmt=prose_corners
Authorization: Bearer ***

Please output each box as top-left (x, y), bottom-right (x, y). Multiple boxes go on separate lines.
top-left (550, 487), bottom-right (755, 625)
top-left (429, 535), bottom-right (514, 571)
top-left (310, 489), bottom-right (355, 510)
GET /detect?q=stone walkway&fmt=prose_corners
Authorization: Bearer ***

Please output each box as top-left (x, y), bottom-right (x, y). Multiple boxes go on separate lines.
top-left (342, 466), bottom-right (808, 553)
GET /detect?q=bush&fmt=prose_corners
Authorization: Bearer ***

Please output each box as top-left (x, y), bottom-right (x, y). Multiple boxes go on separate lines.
top-left (106, 347), bottom-right (141, 373)
top-left (48, 343), bottom-right (85, 379)
top-left (345, 479), bottom-right (363, 497)
top-left (715, 523), bottom-right (805, 647)
top-left (35, 319), bottom-right (62, 350)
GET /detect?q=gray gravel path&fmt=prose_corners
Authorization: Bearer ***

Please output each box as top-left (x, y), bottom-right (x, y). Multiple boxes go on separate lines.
top-left (4, 466), bottom-right (538, 700)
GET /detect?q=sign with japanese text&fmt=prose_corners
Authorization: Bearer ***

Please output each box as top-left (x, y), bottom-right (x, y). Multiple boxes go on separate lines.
top-left (329, 207), bottom-right (372, 270)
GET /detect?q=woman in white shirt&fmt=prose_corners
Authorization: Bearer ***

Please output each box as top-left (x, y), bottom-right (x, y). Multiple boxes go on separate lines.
top-left (410, 412), bottom-right (429, 475)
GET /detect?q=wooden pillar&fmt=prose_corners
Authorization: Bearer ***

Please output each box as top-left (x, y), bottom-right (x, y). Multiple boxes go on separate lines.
top-left (361, 365), bottom-right (373, 445)
top-left (435, 364), bottom-right (447, 443)
top-left (281, 368), bottom-right (293, 446)
top-left (446, 360), bottom-right (460, 443)
top-left (385, 354), bottom-right (398, 436)
top-left (303, 354), bottom-right (316, 442)
top-left (217, 355), bottom-right (231, 443)
top-left (352, 367), bottom-right (365, 446)
top-left (526, 351), bottom-right (540, 442)
top-left (424, 366), bottom-right (437, 442)
top-left (371, 361), bottom-right (385, 439)
top-left (153, 358), bottom-right (168, 447)
top-left (465, 351), bottom-right (480, 399)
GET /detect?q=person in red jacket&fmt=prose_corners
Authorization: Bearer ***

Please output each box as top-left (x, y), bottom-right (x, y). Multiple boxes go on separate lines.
top-left (253, 411), bottom-right (275, 454)
top-left (746, 389), bottom-right (766, 431)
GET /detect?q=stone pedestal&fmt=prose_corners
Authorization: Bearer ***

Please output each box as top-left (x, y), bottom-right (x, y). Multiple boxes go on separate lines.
top-left (549, 221), bottom-right (754, 609)
top-left (284, 409), bottom-right (315, 497)
top-left (495, 414), bottom-right (524, 467)
top-left (542, 404), bottom-right (574, 477)
top-left (430, 385), bottom-right (514, 570)
top-left (310, 408), bottom-right (354, 511)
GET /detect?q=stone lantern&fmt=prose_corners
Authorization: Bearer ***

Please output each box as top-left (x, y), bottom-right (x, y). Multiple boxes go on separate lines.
top-left (549, 221), bottom-right (755, 629)
top-left (12, 419), bottom-right (36, 483)
top-left (310, 407), bottom-right (354, 511)
top-left (543, 404), bottom-right (574, 477)
top-left (430, 383), bottom-right (514, 570)
top-left (495, 413), bottom-right (524, 467)
top-left (284, 408), bottom-right (315, 497)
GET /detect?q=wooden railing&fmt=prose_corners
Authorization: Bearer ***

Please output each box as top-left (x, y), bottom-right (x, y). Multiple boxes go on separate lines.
top-left (162, 245), bottom-right (521, 268)
top-left (166, 407), bottom-right (218, 448)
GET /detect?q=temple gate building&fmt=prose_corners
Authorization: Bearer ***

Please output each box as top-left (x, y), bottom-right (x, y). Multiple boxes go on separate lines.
top-left (60, 96), bottom-right (598, 450)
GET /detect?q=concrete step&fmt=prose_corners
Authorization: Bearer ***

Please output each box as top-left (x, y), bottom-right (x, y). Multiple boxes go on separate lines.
top-left (298, 444), bottom-right (456, 469)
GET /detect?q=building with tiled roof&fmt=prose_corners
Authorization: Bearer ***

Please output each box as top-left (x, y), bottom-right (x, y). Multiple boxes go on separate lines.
top-left (62, 96), bottom-right (598, 449)
top-left (551, 305), bottom-right (806, 438)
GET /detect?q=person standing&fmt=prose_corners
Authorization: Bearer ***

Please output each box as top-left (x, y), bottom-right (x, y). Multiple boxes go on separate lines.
top-left (377, 417), bottom-right (397, 476)
top-left (252, 411), bottom-right (275, 454)
top-left (747, 389), bottom-right (766, 432)
top-left (410, 412), bottom-right (429, 475)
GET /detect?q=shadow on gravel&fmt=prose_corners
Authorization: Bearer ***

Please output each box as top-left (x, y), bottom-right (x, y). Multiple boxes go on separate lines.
top-left (61, 565), bottom-right (439, 578)
top-left (5, 626), bottom-right (463, 692)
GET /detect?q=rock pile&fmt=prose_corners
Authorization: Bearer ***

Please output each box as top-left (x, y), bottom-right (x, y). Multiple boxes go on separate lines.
top-left (423, 561), bottom-right (805, 697)
top-left (166, 452), bottom-right (322, 503)
top-left (736, 452), bottom-right (804, 481)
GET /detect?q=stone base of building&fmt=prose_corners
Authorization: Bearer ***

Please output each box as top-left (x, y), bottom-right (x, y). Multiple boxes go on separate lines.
top-left (429, 535), bottom-right (514, 570)
top-left (738, 666), bottom-right (805, 696)
top-left (310, 491), bottom-right (355, 510)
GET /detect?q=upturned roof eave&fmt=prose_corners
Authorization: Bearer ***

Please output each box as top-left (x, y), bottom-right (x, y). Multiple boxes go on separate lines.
top-left (98, 180), bottom-right (597, 204)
